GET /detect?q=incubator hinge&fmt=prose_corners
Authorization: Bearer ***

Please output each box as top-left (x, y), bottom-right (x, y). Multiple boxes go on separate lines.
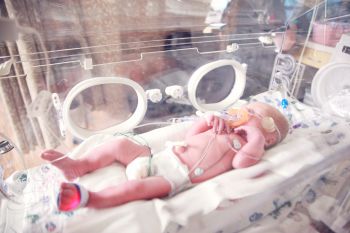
top-left (52, 93), bottom-right (66, 138)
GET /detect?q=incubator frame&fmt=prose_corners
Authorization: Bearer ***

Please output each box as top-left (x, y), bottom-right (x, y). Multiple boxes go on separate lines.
top-left (187, 59), bottom-right (247, 112)
top-left (62, 77), bottom-right (147, 139)
top-left (62, 59), bottom-right (247, 139)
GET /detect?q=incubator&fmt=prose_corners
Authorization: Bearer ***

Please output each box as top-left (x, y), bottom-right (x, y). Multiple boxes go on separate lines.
top-left (0, 0), bottom-right (350, 232)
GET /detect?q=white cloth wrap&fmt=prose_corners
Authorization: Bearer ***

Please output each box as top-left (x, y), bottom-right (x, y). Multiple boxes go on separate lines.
top-left (76, 184), bottom-right (89, 208)
top-left (126, 147), bottom-right (191, 196)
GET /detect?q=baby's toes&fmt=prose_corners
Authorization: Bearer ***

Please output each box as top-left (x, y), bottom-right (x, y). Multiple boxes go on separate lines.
top-left (61, 183), bottom-right (78, 196)
top-left (41, 150), bottom-right (65, 161)
top-left (58, 183), bottom-right (80, 210)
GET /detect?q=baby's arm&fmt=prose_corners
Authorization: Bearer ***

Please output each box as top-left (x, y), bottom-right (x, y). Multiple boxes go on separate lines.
top-left (185, 117), bottom-right (212, 138)
top-left (232, 126), bottom-right (266, 168)
top-left (186, 114), bottom-right (230, 138)
top-left (58, 176), bottom-right (171, 210)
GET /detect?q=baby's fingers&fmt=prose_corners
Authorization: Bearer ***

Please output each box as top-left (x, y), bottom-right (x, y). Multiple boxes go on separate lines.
top-left (214, 118), bottom-right (219, 132)
top-left (205, 114), bottom-right (214, 126)
top-left (217, 119), bottom-right (225, 134)
top-left (225, 122), bottom-right (232, 134)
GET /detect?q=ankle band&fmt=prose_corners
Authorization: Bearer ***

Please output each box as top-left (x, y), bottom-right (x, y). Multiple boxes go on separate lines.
top-left (75, 184), bottom-right (89, 208)
top-left (58, 183), bottom-right (89, 212)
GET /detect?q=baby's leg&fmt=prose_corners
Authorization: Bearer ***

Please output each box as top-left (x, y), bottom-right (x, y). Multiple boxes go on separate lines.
top-left (88, 176), bottom-right (171, 208)
top-left (41, 150), bottom-right (84, 180)
top-left (42, 138), bottom-right (150, 180)
top-left (58, 177), bottom-right (171, 210)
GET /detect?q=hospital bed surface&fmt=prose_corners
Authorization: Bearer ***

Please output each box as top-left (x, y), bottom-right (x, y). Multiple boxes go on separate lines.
top-left (12, 91), bottom-right (350, 233)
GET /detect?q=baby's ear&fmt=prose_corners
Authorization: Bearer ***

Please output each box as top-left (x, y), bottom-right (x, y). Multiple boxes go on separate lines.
top-left (265, 134), bottom-right (277, 148)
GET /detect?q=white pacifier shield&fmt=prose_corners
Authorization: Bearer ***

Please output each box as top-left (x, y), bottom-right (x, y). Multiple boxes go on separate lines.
top-left (62, 77), bottom-right (147, 140)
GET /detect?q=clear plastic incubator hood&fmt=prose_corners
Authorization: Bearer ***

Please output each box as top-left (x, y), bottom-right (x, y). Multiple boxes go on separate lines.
top-left (0, 0), bottom-right (350, 233)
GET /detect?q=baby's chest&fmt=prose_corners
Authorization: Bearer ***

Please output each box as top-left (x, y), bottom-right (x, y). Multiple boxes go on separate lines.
top-left (186, 136), bottom-right (239, 182)
top-left (185, 133), bottom-right (245, 167)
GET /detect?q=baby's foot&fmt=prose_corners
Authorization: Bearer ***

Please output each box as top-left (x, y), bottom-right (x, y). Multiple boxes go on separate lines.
top-left (58, 183), bottom-right (81, 211)
top-left (41, 150), bottom-right (83, 181)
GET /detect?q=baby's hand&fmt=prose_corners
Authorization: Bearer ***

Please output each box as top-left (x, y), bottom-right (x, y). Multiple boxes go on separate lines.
top-left (205, 114), bottom-right (231, 134)
top-left (234, 125), bottom-right (264, 142)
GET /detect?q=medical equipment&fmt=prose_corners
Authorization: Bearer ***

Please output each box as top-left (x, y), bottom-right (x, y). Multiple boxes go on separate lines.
top-left (0, 59), bottom-right (13, 77)
top-left (311, 62), bottom-right (350, 107)
top-left (0, 0), bottom-right (350, 233)
top-left (187, 134), bottom-right (218, 178)
top-left (58, 183), bottom-right (89, 212)
top-left (216, 107), bottom-right (281, 143)
top-left (217, 108), bottom-right (250, 127)
top-left (146, 89), bottom-right (163, 103)
top-left (0, 141), bottom-right (14, 155)
top-left (187, 59), bottom-right (247, 112)
top-left (62, 77), bottom-right (148, 139)
top-left (311, 34), bottom-right (350, 118)
top-left (330, 34), bottom-right (350, 63)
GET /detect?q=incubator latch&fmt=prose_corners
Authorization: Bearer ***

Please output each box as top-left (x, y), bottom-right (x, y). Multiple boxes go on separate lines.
top-left (81, 57), bottom-right (93, 70)
top-left (0, 59), bottom-right (13, 76)
top-left (226, 43), bottom-right (239, 53)
top-left (27, 90), bottom-right (53, 118)
top-left (146, 89), bottom-right (162, 103)
top-left (0, 140), bottom-right (14, 155)
top-left (52, 93), bottom-right (66, 137)
top-left (165, 85), bottom-right (184, 99)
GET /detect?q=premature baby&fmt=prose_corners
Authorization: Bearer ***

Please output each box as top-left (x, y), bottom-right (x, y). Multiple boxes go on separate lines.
top-left (41, 102), bottom-right (289, 211)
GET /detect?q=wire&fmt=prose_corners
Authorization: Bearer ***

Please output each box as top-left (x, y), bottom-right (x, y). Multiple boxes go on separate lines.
top-left (187, 134), bottom-right (217, 176)
top-left (324, 13), bottom-right (350, 22)
top-left (9, 35), bottom-right (278, 66)
top-left (133, 122), bottom-right (173, 130)
top-left (0, 39), bottom-right (277, 80)
top-left (15, 36), bottom-right (260, 64)
top-left (0, 74), bottom-right (27, 80)
top-left (1, 31), bottom-right (285, 61)
top-left (290, 4), bottom-right (318, 95)
top-left (5, 41), bottom-right (276, 72)
top-left (112, 131), bottom-right (155, 175)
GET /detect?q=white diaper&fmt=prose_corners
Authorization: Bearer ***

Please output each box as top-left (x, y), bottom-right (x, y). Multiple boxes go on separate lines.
top-left (126, 148), bottom-right (191, 196)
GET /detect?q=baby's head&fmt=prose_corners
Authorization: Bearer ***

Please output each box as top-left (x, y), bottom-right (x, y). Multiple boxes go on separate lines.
top-left (226, 101), bottom-right (289, 148)
top-left (245, 102), bottom-right (289, 147)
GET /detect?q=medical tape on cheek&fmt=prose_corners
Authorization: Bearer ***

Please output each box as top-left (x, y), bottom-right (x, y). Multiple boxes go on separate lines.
top-left (223, 107), bottom-right (282, 148)
top-left (260, 116), bottom-right (282, 144)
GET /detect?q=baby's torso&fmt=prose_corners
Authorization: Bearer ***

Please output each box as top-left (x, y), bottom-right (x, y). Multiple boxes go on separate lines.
top-left (173, 131), bottom-right (246, 183)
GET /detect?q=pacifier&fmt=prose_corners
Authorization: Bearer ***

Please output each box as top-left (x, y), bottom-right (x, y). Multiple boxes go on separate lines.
top-left (224, 108), bottom-right (250, 127)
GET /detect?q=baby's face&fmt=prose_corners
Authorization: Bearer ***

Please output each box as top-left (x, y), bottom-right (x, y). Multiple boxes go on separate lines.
top-left (226, 102), bottom-right (286, 147)
top-left (243, 114), bottom-right (263, 130)
top-left (241, 106), bottom-right (280, 147)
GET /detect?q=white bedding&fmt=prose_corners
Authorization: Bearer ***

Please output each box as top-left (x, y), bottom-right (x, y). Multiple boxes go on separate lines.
top-left (13, 91), bottom-right (350, 233)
